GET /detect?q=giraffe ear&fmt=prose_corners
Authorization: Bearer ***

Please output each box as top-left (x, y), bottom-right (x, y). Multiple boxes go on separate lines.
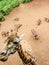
top-left (14, 34), bottom-right (24, 43)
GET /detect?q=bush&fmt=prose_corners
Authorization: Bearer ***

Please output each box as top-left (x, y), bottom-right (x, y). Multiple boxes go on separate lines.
top-left (0, 12), bottom-right (5, 21)
top-left (21, 0), bottom-right (31, 3)
top-left (1, 0), bottom-right (20, 15)
top-left (0, 0), bottom-right (31, 21)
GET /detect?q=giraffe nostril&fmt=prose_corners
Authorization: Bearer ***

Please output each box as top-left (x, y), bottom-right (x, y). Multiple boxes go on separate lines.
top-left (0, 56), bottom-right (8, 62)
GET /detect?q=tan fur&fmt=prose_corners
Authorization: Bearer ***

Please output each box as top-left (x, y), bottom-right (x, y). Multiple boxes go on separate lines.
top-left (4, 24), bottom-right (22, 45)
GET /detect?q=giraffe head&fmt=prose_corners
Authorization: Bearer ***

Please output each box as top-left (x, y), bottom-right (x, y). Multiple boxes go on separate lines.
top-left (13, 34), bottom-right (24, 50)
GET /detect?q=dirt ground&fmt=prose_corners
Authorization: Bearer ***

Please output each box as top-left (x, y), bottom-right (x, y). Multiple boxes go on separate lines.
top-left (0, 0), bottom-right (49, 65)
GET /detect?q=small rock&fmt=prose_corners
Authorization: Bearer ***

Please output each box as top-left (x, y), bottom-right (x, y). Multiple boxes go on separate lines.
top-left (14, 18), bottom-right (19, 21)
top-left (45, 17), bottom-right (49, 23)
top-left (37, 19), bottom-right (41, 26)
top-left (31, 29), bottom-right (39, 40)
top-left (1, 31), bottom-right (9, 37)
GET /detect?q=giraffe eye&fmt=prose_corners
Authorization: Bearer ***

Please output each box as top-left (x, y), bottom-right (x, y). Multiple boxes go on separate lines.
top-left (14, 42), bottom-right (18, 44)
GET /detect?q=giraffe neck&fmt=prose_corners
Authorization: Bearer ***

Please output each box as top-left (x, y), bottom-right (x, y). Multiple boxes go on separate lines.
top-left (17, 44), bottom-right (30, 64)
top-left (18, 44), bottom-right (24, 60)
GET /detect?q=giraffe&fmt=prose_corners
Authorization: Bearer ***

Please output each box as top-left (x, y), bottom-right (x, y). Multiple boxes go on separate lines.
top-left (0, 34), bottom-right (37, 65)
top-left (0, 24), bottom-right (22, 61)
top-left (0, 23), bottom-right (37, 65)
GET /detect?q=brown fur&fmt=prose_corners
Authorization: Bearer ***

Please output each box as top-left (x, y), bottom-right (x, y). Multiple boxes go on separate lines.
top-left (4, 24), bottom-right (22, 45)
top-left (18, 44), bottom-right (36, 65)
